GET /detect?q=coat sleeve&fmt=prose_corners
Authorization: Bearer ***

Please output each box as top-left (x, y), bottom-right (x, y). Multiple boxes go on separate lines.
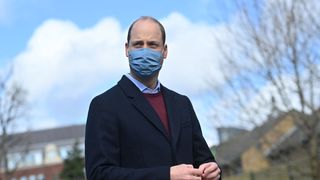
top-left (185, 97), bottom-right (217, 168)
top-left (85, 96), bottom-right (170, 180)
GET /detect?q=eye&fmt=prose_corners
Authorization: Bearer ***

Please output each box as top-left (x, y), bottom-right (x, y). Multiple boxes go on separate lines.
top-left (148, 42), bottom-right (160, 49)
top-left (132, 41), bottom-right (143, 48)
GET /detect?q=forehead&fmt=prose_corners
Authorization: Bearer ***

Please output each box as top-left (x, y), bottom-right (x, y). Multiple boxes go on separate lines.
top-left (130, 20), bottom-right (162, 41)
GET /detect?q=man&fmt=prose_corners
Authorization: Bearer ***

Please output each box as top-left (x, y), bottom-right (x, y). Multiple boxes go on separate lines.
top-left (85, 16), bottom-right (221, 180)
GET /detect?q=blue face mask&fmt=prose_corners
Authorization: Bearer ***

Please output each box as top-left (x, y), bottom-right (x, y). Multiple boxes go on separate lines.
top-left (128, 48), bottom-right (163, 78)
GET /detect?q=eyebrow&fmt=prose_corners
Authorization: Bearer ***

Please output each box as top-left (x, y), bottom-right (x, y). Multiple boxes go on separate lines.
top-left (131, 41), bottom-right (143, 45)
top-left (147, 41), bottom-right (160, 45)
top-left (131, 40), bottom-right (161, 44)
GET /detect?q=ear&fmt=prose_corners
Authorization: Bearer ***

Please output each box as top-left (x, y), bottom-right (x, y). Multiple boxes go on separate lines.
top-left (163, 44), bottom-right (168, 59)
top-left (125, 42), bottom-right (129, 57)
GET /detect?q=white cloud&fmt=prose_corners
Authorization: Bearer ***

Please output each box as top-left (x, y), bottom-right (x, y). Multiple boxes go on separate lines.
top-left (14, 18), bottom-right (126, 100)
top-left (12, 17), bottom-right (128, 129)
top-left (161, 12), bottom-right (225, 95)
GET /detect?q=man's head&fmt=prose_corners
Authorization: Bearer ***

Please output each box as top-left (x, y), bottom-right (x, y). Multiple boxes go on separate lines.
top-left (125, 16), bottom-right (168, 80)
top-left (126, 16), bottom-right (167, 55)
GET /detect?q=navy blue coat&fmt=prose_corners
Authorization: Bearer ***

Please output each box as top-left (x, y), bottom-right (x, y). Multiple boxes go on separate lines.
top-left (85, 76), bottom-right (216, 179)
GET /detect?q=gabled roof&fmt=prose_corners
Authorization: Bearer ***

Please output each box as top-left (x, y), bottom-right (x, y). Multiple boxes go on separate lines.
top-left (213, 111), bottom-right (288, 166)
top-left (267, 118), bottom-right (320, 157)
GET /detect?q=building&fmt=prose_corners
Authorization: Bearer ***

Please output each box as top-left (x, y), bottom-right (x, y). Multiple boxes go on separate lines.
top-left (213, 110), bottom-right (320, 179)
top-left (216, 127), bottom-right (248, 144)
top-left (0, 124), bottom-right (85, 180)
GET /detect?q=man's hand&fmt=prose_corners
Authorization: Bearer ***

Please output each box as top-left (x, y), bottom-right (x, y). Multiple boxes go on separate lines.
top-left (198, 162), bottom-right (221, 180)
top-left (170, 164), bottom-right (202, 180)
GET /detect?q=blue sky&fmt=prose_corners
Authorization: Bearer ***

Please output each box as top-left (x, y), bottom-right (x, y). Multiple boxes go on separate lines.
top-left (0, 0), bottom-right (234, 62)
top-left (0, 0), bottom-right (238, 145)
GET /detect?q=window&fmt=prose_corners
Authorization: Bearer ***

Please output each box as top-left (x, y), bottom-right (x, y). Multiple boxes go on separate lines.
top-left (59, 145), bottom-right (71, 159)
top-left (29, 175), bottom-right (36, 180)
top-left (7, 153), bottom-right (21, 170)
top-left (47, 150), bottom-right (58, 160)
top-left (44, 144), bottom-right (62, 163)
top-left (23, 150), bottom-right (43, 167)
top-left (59, 141), bottom-right (85, 159)
top-left (37, 174), bottom-right (45, 180)
top-left (8, 150), bottom-right (43, 169)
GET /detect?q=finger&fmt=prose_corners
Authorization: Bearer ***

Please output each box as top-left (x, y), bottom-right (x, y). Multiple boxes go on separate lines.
top-left (203, 163), bottom-right (219, 175)
top-left (199, 164), bottom-right (208, 173)
top-left (185, 164), bottom-right (194, 168)
top-left (190, 168), bottom-right (203, 176)
top-left (201, 163), bottom-right (220, 178)
top-left (203, 169), bottom-right (221, 179)
top-left (198, 166), bottom-right (205, 174)
top-left (199, 163), bottom-right (210, 169)
top-left (199, 162), bottom-right (214, 175)
top-left (204, 174), bottom-right (220, 180)
top-left (187, 174), bottom-right (201, 180)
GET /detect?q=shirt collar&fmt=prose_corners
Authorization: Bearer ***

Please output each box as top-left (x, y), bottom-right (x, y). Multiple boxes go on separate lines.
top-left (125, 73), bottom-right (161, 94)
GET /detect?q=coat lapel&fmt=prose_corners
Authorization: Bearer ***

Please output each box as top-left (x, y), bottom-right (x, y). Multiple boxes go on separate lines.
top-left (162, 86), bottom-right (181, 149)
top-left (118, 76), bottom-right (170, 141)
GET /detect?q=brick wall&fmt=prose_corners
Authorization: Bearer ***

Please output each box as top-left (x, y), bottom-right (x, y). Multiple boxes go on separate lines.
top-left (0, 163), bottom-right (63, 180)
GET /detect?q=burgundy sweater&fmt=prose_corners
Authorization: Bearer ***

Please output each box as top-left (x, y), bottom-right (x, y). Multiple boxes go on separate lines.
top-left (143, 92), bottom-right (170, 135)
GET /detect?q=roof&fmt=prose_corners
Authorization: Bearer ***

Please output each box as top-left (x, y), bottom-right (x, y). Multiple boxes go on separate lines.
top-left (213, 111), bottom-right (288, 166)
top-left (7, 124), bottom-right (85, 151)
top-left (267, 118), bottom-right (320, 157)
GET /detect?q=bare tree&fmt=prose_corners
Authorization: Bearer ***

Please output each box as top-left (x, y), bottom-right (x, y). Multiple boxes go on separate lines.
top-left (211, 0), bottom-right (320, 179)
top-left (0, 69), bottom-right (27, 180)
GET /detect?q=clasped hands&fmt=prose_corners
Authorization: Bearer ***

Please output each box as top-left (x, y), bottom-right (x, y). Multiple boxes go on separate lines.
top-left (170, 162), bottom-right (221, 180)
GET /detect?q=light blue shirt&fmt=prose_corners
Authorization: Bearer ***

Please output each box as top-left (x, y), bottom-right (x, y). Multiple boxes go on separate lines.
top-left (125, 74), bottom-right (161, 94)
